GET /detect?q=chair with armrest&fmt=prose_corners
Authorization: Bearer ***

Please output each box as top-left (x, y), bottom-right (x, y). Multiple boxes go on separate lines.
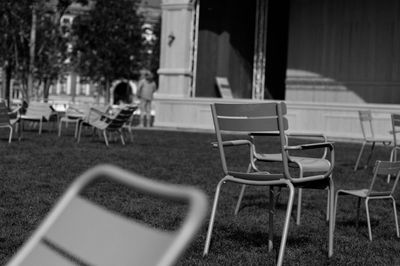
top-left (334, 160), bottom-right (400, 241)
top-left (354, 110), bottom-right (391, 171)
top-left (235, 131), bottom-right (332, 225)
top-left (19, 102), bottom-right (57, 138)
top-left (6, 164), bottom-right (208, 266)
top-left (0, 101), bottom-right (21, 143)
top-left (204, 102), bottom-right (335, 266)
top-left (58, 103), bottom-right (90, 138)
top-left (77, 105), bottom-right (137, 146)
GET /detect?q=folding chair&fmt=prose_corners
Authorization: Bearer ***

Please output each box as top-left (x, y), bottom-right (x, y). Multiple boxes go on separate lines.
top-left (58, 103), bottom-right (90, 138)
top-left (334, 160), bottom-right (400, 241)
top-left (0, 101), bottom-right (20, 143)
top-left (77, 105), bottom-right (137, 146)
top-left (204, 102), bottom-right (335, 266)
top-left (6, 164), bottom-right (208, 266)
top-left (19, 102), bottom-right (57, 138)
top-left (354, 110), bottom-right (391, 171)
top-left (235, 131), bottom-right (332, 225)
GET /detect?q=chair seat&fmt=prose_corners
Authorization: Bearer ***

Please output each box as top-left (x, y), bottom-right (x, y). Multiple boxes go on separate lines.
top-left (338, 188), bottom-right (391, 198)
top-left (228, 171), bottom-right (283, 181)
top-left (256, 153), bottom-right (331, 172)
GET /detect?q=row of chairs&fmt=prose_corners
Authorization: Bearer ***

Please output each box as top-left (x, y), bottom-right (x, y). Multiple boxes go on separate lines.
top-left (354, 110), bottom-right (400, 174)
top-left (0, 101), bottom-right (138, 146)
top-left (5, 102), bottom-right (400, 265)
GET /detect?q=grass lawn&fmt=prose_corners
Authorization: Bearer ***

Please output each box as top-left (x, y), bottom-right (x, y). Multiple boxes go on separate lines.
top-left (0, 127), bottom-right (400, 265)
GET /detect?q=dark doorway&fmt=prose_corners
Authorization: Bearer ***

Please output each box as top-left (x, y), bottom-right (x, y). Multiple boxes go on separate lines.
top-left (113, 82), bottom-right (133, 104)
top-left (195, 0), bottom-right (256, 98)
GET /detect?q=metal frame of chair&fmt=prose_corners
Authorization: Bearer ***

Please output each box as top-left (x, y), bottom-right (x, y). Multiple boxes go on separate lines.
top-left (77, 105), bottom-right (137, 146)
top-left (204, 102), bottom-right (335, 266)
top-left (354, 110), bottom-right (391, 171)
top-left (235, 131), bottom-right (332, 225)
top-left (0, 101), bottom-right (21, 143)
top-left (6, 164), bottom-right (208, 266)
top-left (334, 160), bottom-right (400, 241)
top-left (19, 102), bottom-right (57, 138)
top-left (58, 104), bottom-right (90, 138)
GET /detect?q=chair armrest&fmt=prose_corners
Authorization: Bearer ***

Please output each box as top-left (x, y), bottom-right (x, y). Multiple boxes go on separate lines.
top-left (285, 142), bottom-right (334, 151)
top-left (286, 131), bottom-right (327, 141)
top-left (211, 139), bottom-right (252, 148)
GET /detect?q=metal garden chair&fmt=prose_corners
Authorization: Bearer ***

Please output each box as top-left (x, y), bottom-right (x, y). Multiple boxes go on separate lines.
top-left (77, 105), bottom-right (137, 146)
top-left (334, 160), bottom-right (400, 241)
top-left (0, 101), bottom-right (21, 143)
top-left (204, 102), bottom-right (335, 266)
top-left (6, 164), bottom-right (208, 266)
top-left (236, 130), bottom-right (332, 225)
top-left (354, 110), bottom-right (391, 171)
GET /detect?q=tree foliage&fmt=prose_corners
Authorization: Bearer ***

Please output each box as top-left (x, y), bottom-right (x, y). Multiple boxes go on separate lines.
top-left (0, 0), bottom-right (88, 102)
top-left (71, 0), bottom-right (144, 89)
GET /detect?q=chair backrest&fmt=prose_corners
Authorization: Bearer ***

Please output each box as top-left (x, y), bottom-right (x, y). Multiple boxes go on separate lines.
top-left (0, 101), bottom-right (11, 126)
top-left (368, 161), bottom-right (400, 197)
top-left (358, 110), bottom-right (375, 139)
top-left (25, 102), bottom-right (53, 120)
top-left (391, 113), bottom-right (400, 147)
top-left (66, 103), bottom-right (90, 118)
top-left (215, 77), bottom-right (233, 99)
top-left (211, 102), bottom-right (288, 175)
top-left (6, 164), bottom-right (208, 266)
top-left (107, 105), bottom-right (138, 130)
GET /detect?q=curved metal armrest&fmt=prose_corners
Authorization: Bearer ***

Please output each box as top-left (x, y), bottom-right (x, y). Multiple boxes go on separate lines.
top-left (285, 142), bottom-right (334, 151)
top-left (286, 131), bottom-right (327, 141)
top-left (211, 139), bottom-right (252, 148)
top-left (8, 106), bottom-right (21, 118)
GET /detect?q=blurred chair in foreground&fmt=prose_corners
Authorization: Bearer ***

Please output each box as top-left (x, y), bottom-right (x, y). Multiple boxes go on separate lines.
top-left (204, 102), bottom-right (334, 266)
top-left (6, 164), bottom-right (208, 266)
top-left (354, 110), bottom-right (391, 171)
top-left (335, 160), bottom-right (400, 241)
top-left (0, 101), bottom-right (21, 143)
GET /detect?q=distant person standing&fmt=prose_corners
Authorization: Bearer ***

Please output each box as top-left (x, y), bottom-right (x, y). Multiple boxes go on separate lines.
top-left (137, 72), bottom-right (157, 127)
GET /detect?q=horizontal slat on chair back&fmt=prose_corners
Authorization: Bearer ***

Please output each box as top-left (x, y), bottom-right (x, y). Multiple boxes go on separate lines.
top-left (108, 107), bottom-right (137, 129)
top-left (392, 113), bottom-right (400, 127)
top-left (214, 102), bottom-right (288, 132)
top-left (26, 102), bottom-right (52, 120)
top-left (218, 117), bottom-right (287, 132)
top-left (359, 110), bottom-right (372, 121)
top-left (214, 102), bottom-right (286, 117)
top-left (39, 196), bottom-right (173, 266)
top-left (375, 161), bottom-right (400, 176)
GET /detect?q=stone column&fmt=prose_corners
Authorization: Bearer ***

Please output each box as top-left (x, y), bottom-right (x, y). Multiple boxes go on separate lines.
top-left (157, 0), bottom-right (195, 98)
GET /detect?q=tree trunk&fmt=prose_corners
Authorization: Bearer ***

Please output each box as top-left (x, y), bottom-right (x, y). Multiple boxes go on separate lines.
top-left (27, 4), bottom-right (37, 103)
top-left (2, 61), bottom-right (12, 106)
top-left (43, 77), bottom-right (50, 103)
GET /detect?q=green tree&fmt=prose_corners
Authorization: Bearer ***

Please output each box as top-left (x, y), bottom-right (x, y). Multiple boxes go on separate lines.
top-left (0, 0), bottom-right (87, 103)
top-left (71, 0), bottom-right (143, 102)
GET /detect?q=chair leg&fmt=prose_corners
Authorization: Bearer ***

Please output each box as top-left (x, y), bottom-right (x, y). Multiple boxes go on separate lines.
top-left (8, 125), bottom-right (12, 143)
top-left (39, 119), bottom-right (42, 135)
top-left (77, 123), bottom-right (84, 143)
top-left (235, 185), bottom-right (246, 216)
top-left (333, 191), bottom-right (340, 233)
top-left (328, 178), bottom-right (335, 258)
top-left (391, 197), bottom-right (400, 238)
top-left (102, 130), bottom-right (109, 146)
top-left (365, 198), bottom-right (373, 241)
top-left (58, 121), bottom-right (62, 137)
top-left (119, 129), bottom-right (125, 145)
top-left (326, 188), bottom-right (330, 222)
top-left (234, 163), bottom-right (252, 215)
top-left (276, 182), bottom-right (295, 266)
top-left (296, 188), bottom-right (303, 225)
top-left (354, 141), bottom-right (367, 171)
top-left (366, 142), bottom-right (375, 168)
top-left (356, 198), bottom-right (361, 229)
top-left (203, 179), bottom-right (226, 256)
top-left (268, 186), bottom-right (274, 252)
